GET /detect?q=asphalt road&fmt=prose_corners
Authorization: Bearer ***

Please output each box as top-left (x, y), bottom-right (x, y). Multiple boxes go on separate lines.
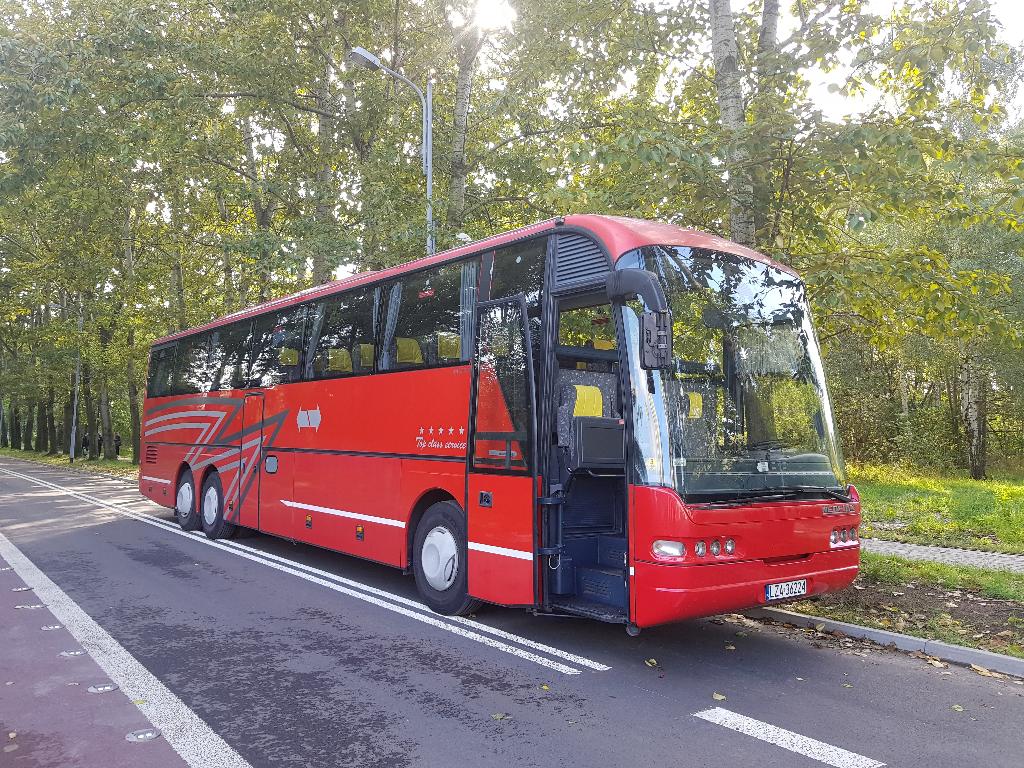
top-left (0, 456), bottom-right (1021, 768)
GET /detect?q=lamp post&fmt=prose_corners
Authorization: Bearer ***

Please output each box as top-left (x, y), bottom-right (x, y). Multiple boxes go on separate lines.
top-left (347, 46), bottom-right (434, 255)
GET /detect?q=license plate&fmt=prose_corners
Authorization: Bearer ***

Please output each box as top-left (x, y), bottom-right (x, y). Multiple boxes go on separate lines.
top-left (765, 579), bottom-right (807, 601)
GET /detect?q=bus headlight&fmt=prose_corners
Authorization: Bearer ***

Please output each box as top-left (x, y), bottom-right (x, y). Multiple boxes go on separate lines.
top-left (652, 540), bottom-right (685, 558)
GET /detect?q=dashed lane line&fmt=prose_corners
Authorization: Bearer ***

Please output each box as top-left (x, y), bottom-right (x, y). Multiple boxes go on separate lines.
top-left (0, 531), bottom-right (253, 768)
top-left (0, 465), bottom-right (610, 675)
top-left (694, 707), bottom-right (885, 768)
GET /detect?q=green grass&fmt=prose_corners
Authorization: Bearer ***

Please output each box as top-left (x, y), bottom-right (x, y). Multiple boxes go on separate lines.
top-left (0, 447), bottom-right (138, 480)
top-left (851, 463), bottom-right (1024, 555)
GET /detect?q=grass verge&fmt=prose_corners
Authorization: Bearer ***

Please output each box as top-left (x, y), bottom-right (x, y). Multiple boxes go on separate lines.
top-left (790, 552), bottom-right (1024, 659)
top-left (0, 447), bottom-right (138, 480)
top-left (851, 463), bottom-right (1024, 555)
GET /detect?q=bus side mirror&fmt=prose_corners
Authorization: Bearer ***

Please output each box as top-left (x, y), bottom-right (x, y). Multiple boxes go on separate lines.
top-left (606, 269), bottom-right (673, 370)
top-left (640, 311), bottom-right (672, 369)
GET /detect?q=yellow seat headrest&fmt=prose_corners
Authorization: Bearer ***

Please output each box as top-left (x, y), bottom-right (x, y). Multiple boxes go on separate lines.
top-left (572, 385), bottom-right (603, 418)
top-left (396, 337), bottom-right (423, 365)
top-left (593, 339), bottom-right (615, 350)
top-left (327, 348), bottom-right (352, 372)
top-left (358, 344), bottom-right (375, 367)
top-left (279, 347), bottom-right (299, 366)
top-left (437, 332), bottom-right (461, 360)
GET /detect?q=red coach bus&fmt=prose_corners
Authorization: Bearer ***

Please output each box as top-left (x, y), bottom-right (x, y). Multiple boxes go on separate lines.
top-left (140, 215), bottom-right (860, 631)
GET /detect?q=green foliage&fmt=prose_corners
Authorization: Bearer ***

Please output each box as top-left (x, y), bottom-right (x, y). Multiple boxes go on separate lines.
top-left (852, 464), bottom-right (1024, 553)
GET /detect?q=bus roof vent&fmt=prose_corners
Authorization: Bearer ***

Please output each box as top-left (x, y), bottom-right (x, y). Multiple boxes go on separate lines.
top-left (554, 233), bottom-right (610, 288)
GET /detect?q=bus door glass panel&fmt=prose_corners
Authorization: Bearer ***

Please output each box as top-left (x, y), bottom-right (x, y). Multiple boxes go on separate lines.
top-left (467, 297), bottom-right (537, 606)
top-left (236, 394), bottom-right (264, 529)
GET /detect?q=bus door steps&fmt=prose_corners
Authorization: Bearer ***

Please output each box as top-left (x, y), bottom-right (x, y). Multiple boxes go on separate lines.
top-left (575, 565), bottom-right (627, 607)
top-left (597, 536), bottom-right (627, 569)
top-left (549, 598), bottom-right (627, 623)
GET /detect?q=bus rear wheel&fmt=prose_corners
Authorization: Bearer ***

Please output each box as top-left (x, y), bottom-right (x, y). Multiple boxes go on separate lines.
top-left (413, 501), bottom-right (481, 617)
top-left (174, 468), bottom-right (201, 531)
top-left (200, 472), bottom-right (236, 540)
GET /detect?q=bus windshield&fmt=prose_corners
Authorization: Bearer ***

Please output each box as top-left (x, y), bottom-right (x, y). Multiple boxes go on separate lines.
top-left (621, 245), bottom-right (846, 501)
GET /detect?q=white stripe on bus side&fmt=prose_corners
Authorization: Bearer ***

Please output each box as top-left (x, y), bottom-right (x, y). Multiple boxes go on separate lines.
top-left (467, 541), bottom-right (534, 561)
top-left (280, 499), bottom-right (406, 529)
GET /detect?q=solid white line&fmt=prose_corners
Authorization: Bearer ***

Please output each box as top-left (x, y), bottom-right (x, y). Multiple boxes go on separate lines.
top-left (693, 707), bottom-right (885, 768)
top-left (281, 499), bottom-right (406, 529)
top-left (0, 466), bottom-right (596, 675)
top-left (468, 541), bottom-right (534, 561)
top-left (141, 475), bottom-right (171, 485)
top-left (0, 531), bottom-right (253, 768)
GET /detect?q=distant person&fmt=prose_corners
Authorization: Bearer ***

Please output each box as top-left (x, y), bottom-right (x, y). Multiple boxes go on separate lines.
top-left (114, 434), bottom-right (122, 457)
top-left (82, 434), bottom-right (89, 452)
top-left (97, 434), bottom-right (103, 453)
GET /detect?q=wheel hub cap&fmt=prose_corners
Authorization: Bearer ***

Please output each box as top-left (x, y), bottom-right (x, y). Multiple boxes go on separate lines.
top-left (203, 487), bottom-right (219, 527)
top-left (176, 483), bottom-right (193, 520)
top-left (422, 526), bottom-right (458, 591)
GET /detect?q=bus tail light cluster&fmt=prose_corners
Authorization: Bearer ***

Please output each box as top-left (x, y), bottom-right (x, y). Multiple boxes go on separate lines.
top-left (830, 527), bottom-right (858, 546)
top-left (652, 538), bottom-right (736, 560)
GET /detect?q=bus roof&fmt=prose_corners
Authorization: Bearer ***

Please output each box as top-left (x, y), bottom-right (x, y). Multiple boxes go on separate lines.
top-left (152, 214), bottom-right (796, 346)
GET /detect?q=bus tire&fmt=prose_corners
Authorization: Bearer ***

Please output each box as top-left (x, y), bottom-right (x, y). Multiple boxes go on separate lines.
top-left (174, 468), bottom-right (201, 531)
top-left (412, 501), bottom-right (481, 617)
top-left (200, 471), bottom-right (236, 540)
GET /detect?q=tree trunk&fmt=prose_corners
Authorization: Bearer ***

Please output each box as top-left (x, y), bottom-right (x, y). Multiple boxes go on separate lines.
top-left (0, 398), bottom-right (7, 449)
top-left (22, 402), bottom-right (34, 451)
top-left (35, 397), bottom-right (47, 452)
top-left (126, 330), bottom-right (142, 465)
top-left (959, 355), bottom-right (988, 480)
top-left (446, 28), bottom-right (484, 233)
top-left (63, 390), bottom-right (73, 455)
top-left (83, 365), bottom-right (99, 459)
top-left (709, 0), bottom-right (756, 247)
top-left (311, 57), bottom-right (336, 286)
top-left (99, 375), bottom-right (115, 460)
top-left (10, 401), bottom-right (20, 450)
top-left (46, 387), bottom-right (57, 455)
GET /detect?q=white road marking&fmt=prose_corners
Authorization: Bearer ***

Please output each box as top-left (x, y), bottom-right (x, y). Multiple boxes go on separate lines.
top-left (0, 466), bottom-right (608, 675)
top-left (0, 531), bottom-right (253, 768)
top-left (281, 499), bottom-right (406, 528)
top-left (468, 541), bottom-right (534, 561)
top-left (693, 707), bottom-right (885, 768)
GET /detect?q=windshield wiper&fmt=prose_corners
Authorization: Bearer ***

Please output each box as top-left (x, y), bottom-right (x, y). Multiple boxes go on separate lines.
top-left (687, 485), bottom-right (853, 505)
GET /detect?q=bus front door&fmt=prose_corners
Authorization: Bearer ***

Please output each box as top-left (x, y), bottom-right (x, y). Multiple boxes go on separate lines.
top-left (466, 297), bottom-right (538, 607)
top-left (235, 392), bottom-right (264, 529)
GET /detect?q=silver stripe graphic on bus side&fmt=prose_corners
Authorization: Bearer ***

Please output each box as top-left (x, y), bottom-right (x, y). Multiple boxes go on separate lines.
top-left (467, 542), bottom-right (534, 561)
top-left (280, 500), bottom-right (406, 528)
top-left (141, 475), bottom-right (171, 485)
top-left (143, 422), bottom-right (212, 436)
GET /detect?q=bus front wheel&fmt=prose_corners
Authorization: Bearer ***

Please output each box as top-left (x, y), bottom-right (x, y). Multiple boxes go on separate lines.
top-left (174, 468), bottom-right (201, 531)
top-left (200, 471), bottom-right (236, 540)
top-left (412, 501), bottom-right (482, 617)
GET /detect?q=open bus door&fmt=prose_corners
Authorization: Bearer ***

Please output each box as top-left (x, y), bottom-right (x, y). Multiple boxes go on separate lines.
top-left (466, 296), bottom-right (538, 606)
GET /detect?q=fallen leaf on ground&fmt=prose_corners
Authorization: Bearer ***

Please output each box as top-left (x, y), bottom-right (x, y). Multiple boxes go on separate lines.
top-left (841, 683), bottom-right (854, 688)
top-left (491, 713), bottom-right (510, 721)
top-left (926, 659), bottom-right (948, 669)
top-left (539, 684), bottom-right (549, 691)
top-left (970, 664), bottom-right (1004, 679)
top-left (712, 692), bottom-right (726, 701)
top-left (814, 623), bottom-right (825, 632)
top-left (7, 733), bottom-right (14, 740)
top-left (951, 704), bottom-right (964, 712)
top-left (725, 644), bottom-right (736, 651)
top-left (132, 699), bottom-right (146, 705)
top-left (644, 658), bottom-right (659, 668)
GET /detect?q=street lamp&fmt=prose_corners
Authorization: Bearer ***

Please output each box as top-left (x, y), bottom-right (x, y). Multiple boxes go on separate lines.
top-left (347, 46), bottom-right (435, 255)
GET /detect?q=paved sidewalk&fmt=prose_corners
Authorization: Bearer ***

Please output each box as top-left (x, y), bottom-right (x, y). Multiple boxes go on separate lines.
top-left (862, 538), bottom-right (1024, 573)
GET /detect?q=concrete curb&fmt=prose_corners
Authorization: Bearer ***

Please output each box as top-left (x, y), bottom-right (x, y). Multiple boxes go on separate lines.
top-left (746, 607), bottom-right (1024, 679)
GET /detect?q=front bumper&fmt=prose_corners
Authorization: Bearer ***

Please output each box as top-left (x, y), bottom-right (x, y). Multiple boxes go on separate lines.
top-left (631, 546), bottom-right (859, 628)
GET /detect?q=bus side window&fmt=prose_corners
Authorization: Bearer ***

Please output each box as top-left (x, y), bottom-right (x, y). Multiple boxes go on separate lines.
top-left (489, 237), bottom-right (547, 307)
top-left (146, 343), bottom-right (176, 397)
top-left (169, 333), bottom-right (213, 395)
top-left (247, 306), bottom-right (307, 388)
top-left (379, 261), bottom-right (476, 372)
top-left (209, 320), bottom-right (252, 391)
top-left (306, 287), bottom-right (377, 379)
